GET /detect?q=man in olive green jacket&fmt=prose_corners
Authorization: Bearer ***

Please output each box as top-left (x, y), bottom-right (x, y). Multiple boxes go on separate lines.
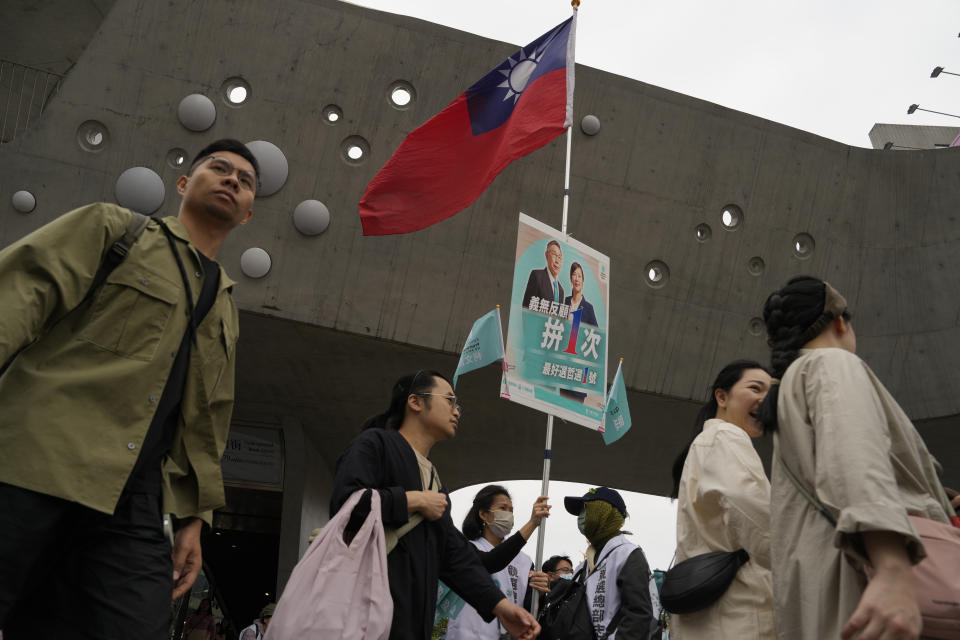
top-left (0, 139), bottom-right (257, 639)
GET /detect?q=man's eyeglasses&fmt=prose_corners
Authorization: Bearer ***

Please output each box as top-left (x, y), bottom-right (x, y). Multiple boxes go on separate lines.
top-left (416, 392), bottom-right (462, 414)
top-left (554, 567), bottom-right (574, 575)
top-left (204, 155), bottom-right (258, 192)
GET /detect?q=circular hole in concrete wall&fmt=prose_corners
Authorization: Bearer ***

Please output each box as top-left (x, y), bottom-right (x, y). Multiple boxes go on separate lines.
top-left (166, 147), bottom-right (188, 169)
top-left (389, 81), bottom-right (415, 109)
top-left (747, 256), bottom-right (765, 275)
top-left (721, 204), bottom-right (743, 230)
top-left (643, 260), bottom-right (670, 289)
top-left (695, 223), bottom-right (712, 243)
top-left (748, 317), bottom-right (764, 336)
top-left (12, 190), bottom-right (36, 213)
top-left (221, 77), bottom-right (251, 106)
top-left (322, 104), bottom-right (342, 124)
top-left (240, 247), bottom-right (272, 278)
top-left (77, 120), bottom-right (108, 152)
top-left (792, 233), bottom-right (815, 259)
top-left (341, 135), bottom-right (370, 165)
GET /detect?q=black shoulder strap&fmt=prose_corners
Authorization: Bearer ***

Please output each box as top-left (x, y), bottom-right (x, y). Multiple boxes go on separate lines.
top-left (779, 455), bottom-right (838, 527)
top-left (594, 542), bottom-right (632, 640)
top-left (574, 564), bottom-right (588, 584)
top-left (151, 216), bottom-right (198, 348)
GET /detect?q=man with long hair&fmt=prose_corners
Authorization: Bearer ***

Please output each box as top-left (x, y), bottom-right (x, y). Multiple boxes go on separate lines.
top-left (331, 370), bottom-right (540, 640)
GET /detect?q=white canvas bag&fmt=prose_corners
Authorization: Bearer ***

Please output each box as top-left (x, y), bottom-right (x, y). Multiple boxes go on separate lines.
top-left (265, 489), bottom-right (392, 640)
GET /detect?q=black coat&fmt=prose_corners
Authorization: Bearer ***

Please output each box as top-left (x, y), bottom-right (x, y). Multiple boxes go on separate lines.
top-left (523, 268), bottom-right (564, 309)
top-left (564, 295), bottom-right (599, 327)
top-left (330, 428), bottom-right (505, 640)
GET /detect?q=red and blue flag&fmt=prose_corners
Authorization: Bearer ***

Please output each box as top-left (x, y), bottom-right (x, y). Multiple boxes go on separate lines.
top-left (359, 15), bottom-right (576, 236)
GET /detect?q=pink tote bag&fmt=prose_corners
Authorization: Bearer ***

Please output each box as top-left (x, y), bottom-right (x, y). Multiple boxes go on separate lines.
top-left (265, 489), bottom-right (392, 640)
top-left (908, 515), bottom-right (960, 639)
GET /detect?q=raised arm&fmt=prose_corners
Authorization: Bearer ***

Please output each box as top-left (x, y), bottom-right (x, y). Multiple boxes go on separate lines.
top-left (808, 353), bottom-right (922, 563)
top-left (479, 496), bottom-right (550, 573)
top-left (807, 352), bottom-right (923, 639)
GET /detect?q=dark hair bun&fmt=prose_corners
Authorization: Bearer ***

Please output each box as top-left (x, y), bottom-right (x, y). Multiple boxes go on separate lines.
top-left (758, 276), bottom-right (828, 432)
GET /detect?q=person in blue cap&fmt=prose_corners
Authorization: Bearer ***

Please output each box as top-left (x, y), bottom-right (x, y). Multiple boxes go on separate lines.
top-left (561, 487), bottom-right (659, 640)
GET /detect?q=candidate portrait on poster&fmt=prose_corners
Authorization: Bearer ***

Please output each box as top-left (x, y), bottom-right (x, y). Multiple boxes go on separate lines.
top-left (504, 213), bottom-right (609, 429)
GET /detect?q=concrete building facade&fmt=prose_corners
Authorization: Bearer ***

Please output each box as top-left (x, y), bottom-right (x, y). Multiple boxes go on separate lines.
top-left (3, 0), bottom-right (960, 622)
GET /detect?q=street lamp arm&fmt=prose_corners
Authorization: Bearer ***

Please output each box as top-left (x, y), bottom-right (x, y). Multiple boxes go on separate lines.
top-left (906, 104), bottom-right (960, 119)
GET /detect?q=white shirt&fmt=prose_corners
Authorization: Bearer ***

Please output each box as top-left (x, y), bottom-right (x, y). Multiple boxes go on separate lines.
top-left (547, 271), bottom-right (560, 301)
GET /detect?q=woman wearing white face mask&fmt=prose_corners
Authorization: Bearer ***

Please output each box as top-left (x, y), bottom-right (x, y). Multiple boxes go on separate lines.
top-left (444, 485), bottom-right (551, 640)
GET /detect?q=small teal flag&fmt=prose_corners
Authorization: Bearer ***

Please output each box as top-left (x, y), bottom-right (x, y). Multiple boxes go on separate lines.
top-left (601, 359), bottom-right (632, 445)
top-left (452, 308), bottom-right (505, 388)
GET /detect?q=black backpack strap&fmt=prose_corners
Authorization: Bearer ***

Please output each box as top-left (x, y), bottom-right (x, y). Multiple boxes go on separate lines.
top-left (87, 211), bottom-right (151, 299)
top-left (0, 211), bottom-right (150, 377)
top-left (600, 608), bottom-right (623, 640)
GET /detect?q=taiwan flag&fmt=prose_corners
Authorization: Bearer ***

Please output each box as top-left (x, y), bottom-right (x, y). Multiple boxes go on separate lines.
top-left (359, 14), bottom-right (576, 236)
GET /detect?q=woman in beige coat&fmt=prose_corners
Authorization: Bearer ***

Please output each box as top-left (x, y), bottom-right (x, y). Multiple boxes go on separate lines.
top-left (760, 276), bottom-right (955, 640)
top-left (669, 359), bottom-right (776, 639)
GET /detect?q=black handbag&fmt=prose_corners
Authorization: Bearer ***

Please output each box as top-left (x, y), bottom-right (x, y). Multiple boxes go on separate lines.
top-left (659, 549), bottom-right (750, 614)
top-left (537, 566), bottom-right (596, 640)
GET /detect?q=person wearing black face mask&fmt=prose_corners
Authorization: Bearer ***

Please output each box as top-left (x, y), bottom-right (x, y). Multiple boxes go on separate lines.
top-left (542, 555), bottom-right (575, 587)
top-left (443, 486), bottom-right (552, 640)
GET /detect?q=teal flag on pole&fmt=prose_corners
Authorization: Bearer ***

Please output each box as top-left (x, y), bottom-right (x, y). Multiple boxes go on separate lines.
top-left (601, 360), bottom-right (631, 445)
top-left (453, 308), bottom-right (505, 388)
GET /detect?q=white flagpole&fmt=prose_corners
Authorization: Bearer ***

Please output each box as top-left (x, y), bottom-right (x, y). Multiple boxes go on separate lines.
top-left (532, 5), bottom-right (578, 617)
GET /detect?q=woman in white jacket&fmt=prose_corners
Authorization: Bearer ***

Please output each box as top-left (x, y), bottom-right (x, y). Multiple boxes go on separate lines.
top-left (669, 359), bottom-right (776, 639)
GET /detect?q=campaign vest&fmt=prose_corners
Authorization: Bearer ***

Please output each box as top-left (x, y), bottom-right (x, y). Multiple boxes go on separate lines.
top-left (579, 534), bottom-right (636, 640)
top-left (445, 537), bottom-right (531, 640)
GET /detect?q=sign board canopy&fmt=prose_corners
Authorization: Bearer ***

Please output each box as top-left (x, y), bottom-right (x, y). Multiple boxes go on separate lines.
top-left (222, 424), bottom-right (284, 491)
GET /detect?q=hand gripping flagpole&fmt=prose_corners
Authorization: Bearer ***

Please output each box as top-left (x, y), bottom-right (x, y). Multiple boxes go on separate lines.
top-left (532, 4), bottom-right (578, 619)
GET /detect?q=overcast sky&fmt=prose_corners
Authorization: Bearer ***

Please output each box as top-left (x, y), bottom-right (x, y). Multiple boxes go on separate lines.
top-left (348, 0), bottom-right (960, 147)
top-left (348, 0), bottom-right (958, 569)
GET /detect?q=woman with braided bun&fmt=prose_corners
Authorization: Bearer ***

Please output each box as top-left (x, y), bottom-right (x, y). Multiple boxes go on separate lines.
top-left (760, 276), bottom-right (955, 640)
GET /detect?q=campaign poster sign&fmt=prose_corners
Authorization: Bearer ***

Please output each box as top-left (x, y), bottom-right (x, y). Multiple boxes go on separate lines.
top-left (503, 213), bottom-right (610, 429)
